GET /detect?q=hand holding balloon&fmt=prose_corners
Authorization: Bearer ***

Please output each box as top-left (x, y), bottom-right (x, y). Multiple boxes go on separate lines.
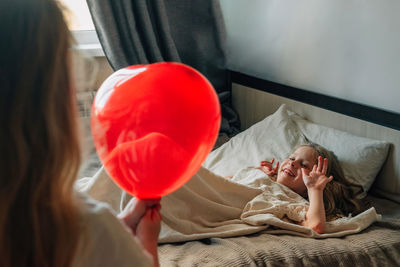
top-left (118, 198), bottom-right (161, 235)
top-left (91, 62), bottom-right (221, 199)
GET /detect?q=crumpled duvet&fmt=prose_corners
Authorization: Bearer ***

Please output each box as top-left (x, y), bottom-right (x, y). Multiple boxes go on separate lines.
top-left (159, 167), bottom-right (380, 243)
top-left (76, 166), bottom-right (380, 244)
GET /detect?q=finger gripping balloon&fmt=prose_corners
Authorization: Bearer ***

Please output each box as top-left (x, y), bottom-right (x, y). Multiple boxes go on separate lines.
top-left (91, 62), bottom-right (221, 199)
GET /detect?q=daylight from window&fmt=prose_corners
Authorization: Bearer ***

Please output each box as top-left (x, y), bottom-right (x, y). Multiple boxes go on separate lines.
top-left (58, 0), bottom-right (94, 31)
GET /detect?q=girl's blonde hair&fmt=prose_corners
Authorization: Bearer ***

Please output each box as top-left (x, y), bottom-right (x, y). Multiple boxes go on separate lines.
top-left (0, 0), bottom-right (81, 266)
top-left (298, 143), bottom-right (364, 220)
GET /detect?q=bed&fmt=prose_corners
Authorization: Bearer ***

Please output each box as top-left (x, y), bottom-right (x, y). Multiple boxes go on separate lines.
top-left (77, 72), bottom-right (400, 267)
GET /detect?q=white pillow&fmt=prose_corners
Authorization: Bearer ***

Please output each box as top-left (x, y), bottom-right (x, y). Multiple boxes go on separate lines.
top-left (291, 111), bottom-right (390, 196)
top-left (204, 105), bottom-right (390, 197)
top-left (204, 105), bottom-right (307, 176)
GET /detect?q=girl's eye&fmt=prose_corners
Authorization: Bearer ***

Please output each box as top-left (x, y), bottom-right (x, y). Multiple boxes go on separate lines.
top-left (289, 157), bottom-right (295, 161)
top-left (301, 163), bottom-right (310, 169)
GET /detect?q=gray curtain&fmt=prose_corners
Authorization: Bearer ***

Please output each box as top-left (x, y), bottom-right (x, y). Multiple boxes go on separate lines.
top-left (87, 0), bottom-right (239, 135)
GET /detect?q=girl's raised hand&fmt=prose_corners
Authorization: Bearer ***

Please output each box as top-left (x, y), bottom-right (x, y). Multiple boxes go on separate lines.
top-left (302, 156), bottom-right (333, 191)
top-left (255, 158), bottom-right (280, 177)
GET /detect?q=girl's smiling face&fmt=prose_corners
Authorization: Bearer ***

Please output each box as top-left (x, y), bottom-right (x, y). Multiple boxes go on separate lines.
top-left (277, 146), bottom-right (318, 196)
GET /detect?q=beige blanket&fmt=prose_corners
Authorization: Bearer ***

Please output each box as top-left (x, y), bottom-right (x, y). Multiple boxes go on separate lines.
top-left (76, 166), bottom-right (380, 244)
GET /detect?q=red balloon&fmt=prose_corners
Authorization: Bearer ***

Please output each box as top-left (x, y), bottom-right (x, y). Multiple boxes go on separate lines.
top-left (91, 62), bottom-right (221, 199)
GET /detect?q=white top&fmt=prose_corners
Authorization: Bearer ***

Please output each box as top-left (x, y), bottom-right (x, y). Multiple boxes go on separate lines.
top-left (72, 192), bottom-right (153, 267)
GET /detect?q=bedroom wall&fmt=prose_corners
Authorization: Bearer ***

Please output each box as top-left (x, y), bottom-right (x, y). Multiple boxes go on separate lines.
top-left (219, 0), bottom-right (400, 114)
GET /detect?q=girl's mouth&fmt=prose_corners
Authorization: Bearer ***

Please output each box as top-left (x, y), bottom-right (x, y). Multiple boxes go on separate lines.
top-left (283, 168), bottom-right (295, 177)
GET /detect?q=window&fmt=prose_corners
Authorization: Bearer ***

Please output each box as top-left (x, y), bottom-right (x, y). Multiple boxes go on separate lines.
top-left (58, 0), bottom-right (104, 57)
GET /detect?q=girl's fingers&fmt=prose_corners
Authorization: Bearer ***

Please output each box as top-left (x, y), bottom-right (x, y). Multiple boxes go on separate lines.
top-left (273, 161), bottom-right (280, 172)
top-left (320, 175), bottom-right (333, 187)
top-left (312, 164), bottom-right (317, 173)
top-left (261, 159), bottom-right (274, 166)
top-left (322, 158), bottom-right (328, 174)
top-left (317, 156), bottom-right (323, 172)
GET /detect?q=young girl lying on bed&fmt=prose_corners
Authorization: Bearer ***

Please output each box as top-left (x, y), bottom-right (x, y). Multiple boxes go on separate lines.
top-left (154, 142), bottom-right (372, 243)
top-left (254, 143), bottom-right (362, 233)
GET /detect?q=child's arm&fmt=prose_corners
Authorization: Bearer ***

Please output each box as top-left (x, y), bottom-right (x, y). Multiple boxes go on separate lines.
top-left (300, 156), bottom-right (333, 234)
